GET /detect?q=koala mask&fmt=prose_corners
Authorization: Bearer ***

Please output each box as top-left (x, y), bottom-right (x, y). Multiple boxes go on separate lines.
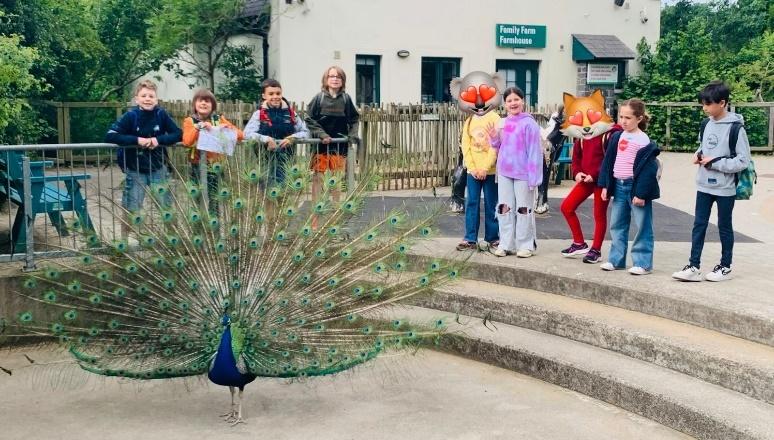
top-left (449, 71), bottom-right (505, 117)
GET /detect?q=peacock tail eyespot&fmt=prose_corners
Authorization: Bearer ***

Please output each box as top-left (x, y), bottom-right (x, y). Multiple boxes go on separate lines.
top-left (346, 314), bottom-right (357, 322)
top-left (327, 278), bottom-right (339, 288)
top-left (42, 291), bottom-right (57, 302)
top-left (229, 254), bottom-right (239, 265)
top-left (270, 329), bottom-right (279, 338)
top-left (340, 248), bottom-right (352, 258)
top-left (209, 218), bottom-right (220, 229)
top-left (292, 179), bottom-right (303, 190)
top-left (167, 235), bottom-right (180, 247)
top-left (22, 278), bottom-right (37, 289)
top-left (296, 318), bottom-right (306, 326)
top-left (371, 287), bottom-right (384, 298)
top-left (67, 281), bottom-right (81, 293)
top-left (274, 278), bottom-right (285, 288)
top-left (113, 287), bottom-right (127, 298)
top-left (302, 346), bottom-right (311, 354)
top-left (365, 230), bottom-right (377, 241)
top-left (285, 207), bottom-right (295, 217)
top-left (373, 262), bottom-right (387, 274)
top-left (435, 319), bottom-right (445, 329)
top-left (314, 324), bottom-right (325, 332)
top-left (189, 212), bottom-right (201, 223)
top-left (420, 227), bottom-right (432, 237)
top-left (124, 263), bottom-right (138, 274)
top-left (231, 280), bottom-right (242, 290)
top-left (352, 286), bottom-right (364, 297)
top-left (51, 323), bottom-right (64, 334)
top-left (179, 317), bottom-right (190, 325)
top-left (279, 299), bottom-right (289, 307)
top-left (292, 252), bottom-right (305, 263)
top-left (18, 312), bottom-right (33, 323)
top-left (392, 319), bottom-right (403, 329)
top-left (88, 327), bottom-right (101, 337)
top-left (257, 306), bottom-right (267, 314)
top-left (418, 276), bottom-right (430, 286)
top-left (255, 288), bottom-right (266, 297)
top-left (218, 188), bottom-right (231, 199)
top-left (269, 187), bottom-right (280, 199)
top-left (233, 198), bottom-right (245, 210)
top-left (135, 285), bottom-right (150, 296)
top-left (229, 225), bottom-right (239, 236)
top-left (324, 301), bottom-right (335, 310)
top-left (44, 268), bottom-right (60, 279)
top-left (448, 269), bottom-right (459, 279)
top-left (161, 211), bottom-right (174, 222)
top-left (134, 307), bottom-right (146, 317)
top-left (86, 235), bottom-right (100, 246)
top-left (429, 261), bottom-right (441, 272)
top-left (107, 319), bottom-right (120, 330)
top-left (89, 294), bottom-right (102, 305)
top-left (328, 347), bottom-right (338, 355)
top-left (131, 214), bottom-right (144, 225)
top-left (174, 259), bottom-right (186, 270)
top-left (163, 348), bottom-right (174, 357)
top-left (394, 261), bottom-right (406, 271)
top-left (388, 215), bottom-right (400, 225)
top-left (255, 213), bottom-right (265, 223)
top-left (80, 255), bottom-right (93, 265)
top-left (222, 299), bottom-right (232, 308)
top-left (138, 329), bottom-right (149, 337)
top-left (328, 226), bottom-right (339, 236)
top-left (314, 202), bottom-right (325, 213)
top-left (300, 226), bottom-right (312, 237)
top-left (164, 279), bottom-right (175, 290)
top-left (248, 170), bottom-right (259, 181)
top-left (314, 248), bottom-right (326, 258)
top-left (362, 326), bottom-right (372, 335)
top-left (406, 331), bottom-right (417, 339)
top-left (211, 163), bottom-right (223, 174)
top-left (64, 310), bottom-right (78, 321)
top-left (275, 231), bottom-right (286, 241)
top-left (215, 241), bottom-right (226, 252)
top-left (300, 297), bottom-right (311, 306)
top-left (159, 300), bottom-right (171, 311)
top-left (299, 273), bottom-right (312, 285)
top-left (77, 336), bottom-right (90, 345)
top-left (249, 237), bottom-right (260, 248)
top-left (158, 321), bottom-right (169, 330)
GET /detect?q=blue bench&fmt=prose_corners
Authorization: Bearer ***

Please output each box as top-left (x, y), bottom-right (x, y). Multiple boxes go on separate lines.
top-left (0, 151), bottom-right (94, 254)
top-left (553, 142), bottom-right (573, 185)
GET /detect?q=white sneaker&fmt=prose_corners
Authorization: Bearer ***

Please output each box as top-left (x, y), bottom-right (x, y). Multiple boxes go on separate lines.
top-left (477, 240), bottom-right (490, 252)
top-left (628, 266), bottom-right (652, 275)
top-left (600, 262), bottom-right (616, 271)
top-left (534, 203), bottom-right (549, 215)
top-left (516, 249), bottom-right (533, 258)
top-left (672, 265), bottom-right (702, 282)
top-left (492, 247), bottom-right (508, 257)
top-left (705, 265), bottom-right (732, 282)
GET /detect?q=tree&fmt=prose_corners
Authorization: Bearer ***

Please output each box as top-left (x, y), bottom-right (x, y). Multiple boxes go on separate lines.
top-left (148, 0), bottom-right (264, 92)
top-left (217, 45), bottom-right (263, 102)
top-left (0, 34), bottom-right (51, 143)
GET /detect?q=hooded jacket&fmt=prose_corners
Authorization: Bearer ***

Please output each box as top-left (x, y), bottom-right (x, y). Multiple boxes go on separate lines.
top-left (696, 112), bottom-right (751, 197)
top-left (598, 132), bottom-right (661, 201)
top-left (494, 112), bottom-right (544, 188)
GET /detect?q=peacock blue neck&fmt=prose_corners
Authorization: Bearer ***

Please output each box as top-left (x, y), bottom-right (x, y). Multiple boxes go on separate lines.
top-left (207, 318), bottom-right (256, 389)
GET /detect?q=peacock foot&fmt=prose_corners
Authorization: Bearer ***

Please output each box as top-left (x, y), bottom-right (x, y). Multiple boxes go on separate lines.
top-left (229, 416), bottom-right (246, 427)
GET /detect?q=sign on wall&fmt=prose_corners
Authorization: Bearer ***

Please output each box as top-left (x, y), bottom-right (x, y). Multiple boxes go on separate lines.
top-left (587, 63), bottom-right (619, 85)
top-left (496, 24), bottom-right (547, 49)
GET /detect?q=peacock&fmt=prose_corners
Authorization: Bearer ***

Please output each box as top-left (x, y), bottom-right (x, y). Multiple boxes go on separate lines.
top-left (0, 145), bottom-right (461, 425)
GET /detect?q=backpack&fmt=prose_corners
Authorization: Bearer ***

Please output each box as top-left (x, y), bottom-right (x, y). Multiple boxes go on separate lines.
top-left (699, 118), bottom-right (756, 200)
top-left (258, 98), bottom-right (297, 127)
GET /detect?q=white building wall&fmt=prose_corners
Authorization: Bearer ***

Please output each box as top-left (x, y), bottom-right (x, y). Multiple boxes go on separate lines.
top-left (144, 34), bottom-right (265, 101)
top-left (270, 0), bottom-right (661, 106)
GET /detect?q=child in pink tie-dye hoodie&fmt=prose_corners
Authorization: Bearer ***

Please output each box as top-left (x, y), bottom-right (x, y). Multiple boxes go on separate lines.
top-left (489, 87), bottom-right (544, 257)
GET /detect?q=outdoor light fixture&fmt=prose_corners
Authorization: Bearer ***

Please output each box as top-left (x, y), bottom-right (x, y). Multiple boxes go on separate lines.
top-left (614, 0), bottom-right (625, 6)
top-left (397, 50), bottom-right (410, 58)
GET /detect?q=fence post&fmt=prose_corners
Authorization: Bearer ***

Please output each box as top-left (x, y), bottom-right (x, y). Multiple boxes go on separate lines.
top-left (347, 142), bottom-right (356, 194)
top-left (21, 156), bottom-right (36, 271)
top-left (769, 104), bottom-right (774, 152)
top-left (199, 149), bottom-right (209, 214)
top-left (665, 105), bottom-right (672, 150)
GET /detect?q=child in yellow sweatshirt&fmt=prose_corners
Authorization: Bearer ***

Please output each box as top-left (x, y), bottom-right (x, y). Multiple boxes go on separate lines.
top-left (456, 111), bottom-right (500, 251)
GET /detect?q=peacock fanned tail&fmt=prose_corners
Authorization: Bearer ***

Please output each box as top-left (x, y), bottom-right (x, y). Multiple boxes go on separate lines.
top-left (2, 147), bottom-right (460, 381)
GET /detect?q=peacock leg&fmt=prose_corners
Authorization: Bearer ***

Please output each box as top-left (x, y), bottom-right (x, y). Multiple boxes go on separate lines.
top-left (221, 386), bottom-right (238, 421)
top-left (229, 388), bottom-right (246, 426)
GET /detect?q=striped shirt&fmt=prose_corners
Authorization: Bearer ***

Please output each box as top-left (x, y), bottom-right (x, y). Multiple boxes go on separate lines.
top-left (613, 130), bottom-right (650, 179)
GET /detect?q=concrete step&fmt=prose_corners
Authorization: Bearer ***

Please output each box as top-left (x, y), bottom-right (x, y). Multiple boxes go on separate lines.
top-left (414, 279), bottom-right (774, 404)
top-left (401, 306), bottom-right (774, 440)
top-left (410, 241), bottom-right (774, 347)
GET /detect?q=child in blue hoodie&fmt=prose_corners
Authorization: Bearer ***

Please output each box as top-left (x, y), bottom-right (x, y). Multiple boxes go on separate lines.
top-left (672, 81), bottom-right (750, 282)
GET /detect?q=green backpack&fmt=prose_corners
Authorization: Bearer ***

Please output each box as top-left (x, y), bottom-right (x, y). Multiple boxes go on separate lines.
top-left (699, 118), bottom-right (757, 200)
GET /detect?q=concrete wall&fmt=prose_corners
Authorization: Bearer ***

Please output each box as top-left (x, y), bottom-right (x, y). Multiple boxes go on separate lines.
top-left (270, 0), bottom-right (661, 106)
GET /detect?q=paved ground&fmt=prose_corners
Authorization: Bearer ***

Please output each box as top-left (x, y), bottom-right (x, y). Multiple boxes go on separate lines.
top-left (0, 349), bottom-right (692, 440)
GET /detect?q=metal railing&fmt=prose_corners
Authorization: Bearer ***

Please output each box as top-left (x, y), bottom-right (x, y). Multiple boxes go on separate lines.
top-left (0, 138), bottom-right (353, 271)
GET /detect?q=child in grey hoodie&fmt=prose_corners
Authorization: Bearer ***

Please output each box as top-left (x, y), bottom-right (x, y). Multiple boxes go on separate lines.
top-left (672, 81), bottom-right (750, 282)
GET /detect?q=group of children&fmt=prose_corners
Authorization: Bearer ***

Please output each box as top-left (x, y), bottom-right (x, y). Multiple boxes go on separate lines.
top-left (458, 81), bottom-right (751, 282)
top-left (106, 65), bottom-right (359, 226)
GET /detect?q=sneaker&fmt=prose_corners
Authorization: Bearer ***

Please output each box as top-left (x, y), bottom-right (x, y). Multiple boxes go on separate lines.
top-left (628, 266), bottom-right (652, 275)
top-left (534, 203), bottom-right (549, 215)
top-left (477, 240), bottom-right (490, 252)
top-left (672, 265), bottom-right (702, 282)
top-left (600, 262), bottom-right (616, 271)
top-left (493, 247), bottom-right (509, 257)
top-left (516, 249), bottom-right (533, 258)
top-left (582, 248), bottom-right (602, 264)
top-left (456, 241), bottom-right (477, 251)
top-left (449, 201), bottom-right (464, 214)
top-left (561, 242), bottom-right (589, 258)
top-left (705, 265), bottom-right (732, 282)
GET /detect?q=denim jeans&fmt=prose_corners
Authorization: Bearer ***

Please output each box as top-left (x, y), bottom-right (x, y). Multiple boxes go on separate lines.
top-left (496, 176), bottom-right (536, 252)
top-left (190, 164), bottom-right (220, 216)
top-left (689, 191), bottom-right (735, 268)
top-left (464, 173), bottom-right (498, 243)
top-left (608, 178), bottom-right (654, 269)
top-left (268, 148), bottom-right (294, 185)
top-left (122, 168), bottom-right (170, 212)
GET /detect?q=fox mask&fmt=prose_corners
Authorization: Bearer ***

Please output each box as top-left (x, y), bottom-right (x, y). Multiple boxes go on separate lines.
top-left (560, 90), bottom-right (613, 140)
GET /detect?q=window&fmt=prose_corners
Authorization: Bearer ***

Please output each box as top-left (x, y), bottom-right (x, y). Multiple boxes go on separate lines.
top-left (356, 55), bottom-right (380, 105)
top-left (421, 57), bottom-right (460, 103)
top-left (495, 60), bottom-right (540, 106)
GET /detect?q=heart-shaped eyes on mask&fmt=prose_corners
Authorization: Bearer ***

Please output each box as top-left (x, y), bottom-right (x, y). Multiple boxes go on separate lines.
top-left (587, 109), bottom-right (603, 124)
top-left (460, 86), bottom-right (478, 103)
top-left (568, 110), bottom-right (584, 126)
top-left (478, 85), bottom-right (496, 101)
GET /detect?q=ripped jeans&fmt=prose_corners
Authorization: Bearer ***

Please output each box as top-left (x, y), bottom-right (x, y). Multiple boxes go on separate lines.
top-left (497, 175), bottom-right (537, 252)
